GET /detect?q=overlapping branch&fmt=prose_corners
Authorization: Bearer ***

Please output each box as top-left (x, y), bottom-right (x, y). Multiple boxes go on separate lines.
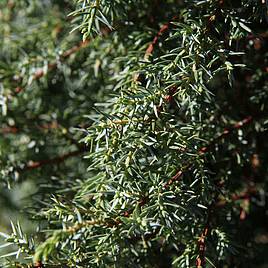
top-left (13, 40), bottom-right (90, 95)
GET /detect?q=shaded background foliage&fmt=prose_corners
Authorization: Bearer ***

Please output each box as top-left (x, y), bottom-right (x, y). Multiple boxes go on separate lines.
top-left (0, 0), bottom-right (268, 267)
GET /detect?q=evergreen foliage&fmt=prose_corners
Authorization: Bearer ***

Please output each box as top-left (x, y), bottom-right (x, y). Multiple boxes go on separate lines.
top-left (0, 0), bottom-right (268, 267)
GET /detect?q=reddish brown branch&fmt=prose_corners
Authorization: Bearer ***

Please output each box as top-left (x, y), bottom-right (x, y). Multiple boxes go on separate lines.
top-left (21, 148), bottom-right (86, 172)
top-left (32, 40), bottom-right (90, 82)
top-left (13, 40), bottom-right (90, 94)
top-left (196, 213), bottom-right (211, 268)
top-left (196, 226), bottom-right (209, 268)
top-left (62, 40), bottom-right (90, 58)
top-left (0, 126), bottom-right (19, 134)
top-left (0, 121), bottom-right (59, 135)
top-left (144, 16), bottom-right (177, 58)
top-left (195, 184), bottom-right (257, 267)
top-left (198, 116), bottom-right (253, 154)
top-left (129, 115), bottom-right (254, 226)
top-left (231, 187), bottom-right (257, 201)
top-left (32, 40), bottom-right (91, 80)
top-left (55, 116), bottom-right (255, 241)
top-left (32, 62), bottom-right (57, 80)
top-left (164, 170), bottom-right (183, 188)
top-left (164, 116), bottom-right (254, 189)
top-left (216, 186), bottom-right (257, 208)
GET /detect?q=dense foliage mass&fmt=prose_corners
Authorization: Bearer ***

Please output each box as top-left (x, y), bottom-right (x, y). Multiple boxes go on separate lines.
top-left (0, 0), bottom-right (268, 267)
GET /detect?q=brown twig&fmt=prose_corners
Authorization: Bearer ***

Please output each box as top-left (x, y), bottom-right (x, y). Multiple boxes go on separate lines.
top-left (21, 148), bottom-right (86, 172)
top-left (196, 208), bottom-right (213, 268)
top-left (195, 186), bottom-right (257, 267)
top-left (0, 126), bottom-right (19, 134)
top-left (215, 186), bottom-right (257, 208)
top-left (32, 40), bottom-right (90, 81)
top-left (164, 116), bottom-right (254, 189)
top-left (198, 116), bottom-right (253, 154)
top-left (164, 170), bottom-right (183, 188)
top-left (144, 16), bottom-right (177, 58)
top-left (196, 226), bottom-right (209, 268)
top-left (0, 121), bottom-right (59, 135)
top-left (232, 187), bottom-right (257, 201)
top-left (13, 40), bottom-right (90, 94)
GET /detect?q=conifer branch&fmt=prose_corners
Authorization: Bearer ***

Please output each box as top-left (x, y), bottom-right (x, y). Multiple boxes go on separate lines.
top-left (198, 116), bottom-right (253, 154)
top-left (164, 116), bottom-right (254, 189)
top-left (196, 210), bottom-right (212, 268)
top-left (13, 40), bottom-right (90, 95)
top-left (144, 15), bottom-right (177, 58)
top-left (0, 126), bottom-right (19, 134)
top-left (21, 147), bottom-right (86, 172)
top-left (0, 122), bottom-right (59, 135)
top-left (1, 1), bottom-right (267, 266)
top-left (32, 40), bottom-right (90, 81)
